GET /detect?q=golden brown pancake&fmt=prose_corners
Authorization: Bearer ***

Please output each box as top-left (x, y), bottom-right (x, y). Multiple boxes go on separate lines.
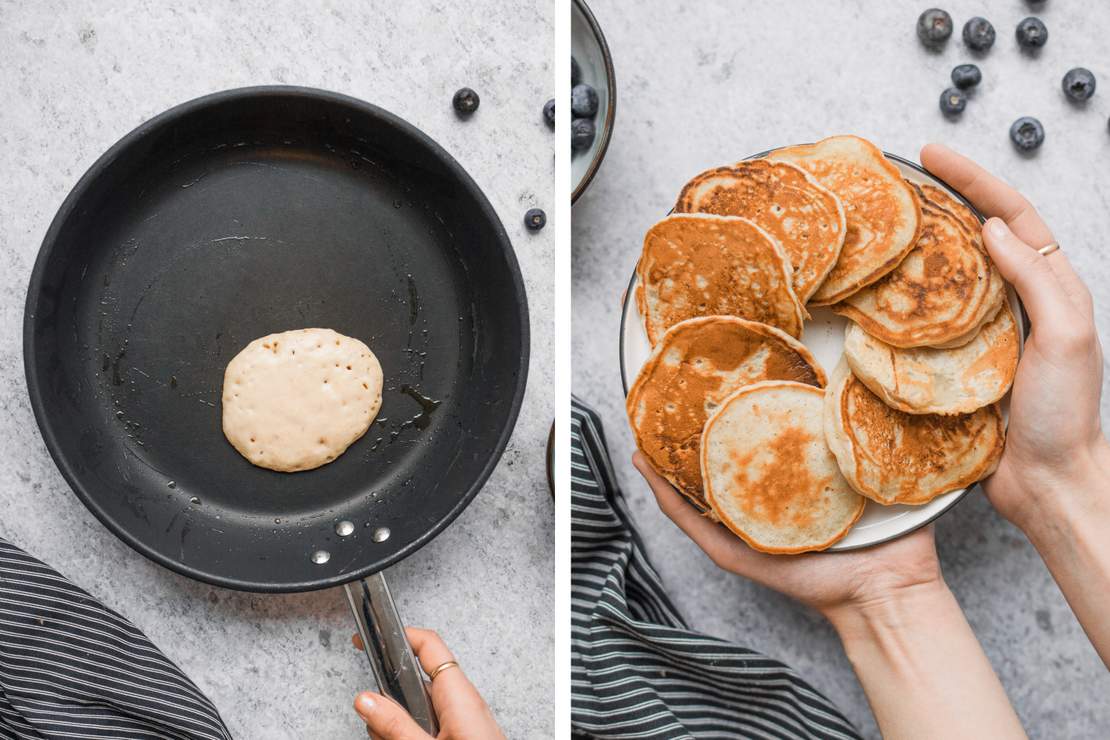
top-left (636, 214), bottom-right (806, 344)
top-left (823, 360), bottom-right (1004, 505)
top-left (916, 182), bottom-right (981, 238)
top-left (844, 302), bottom-right (1018, 415)
top-left (832, 190), bottom-right (1005, 348)
top-left (768, 135), bottom-right (920, 305)
top-left (627, 316), bottom-right (826, 510)
top-left (702, 381), bottom-right (865, 553)
top-left (673, 159), bottom-right (846, 303)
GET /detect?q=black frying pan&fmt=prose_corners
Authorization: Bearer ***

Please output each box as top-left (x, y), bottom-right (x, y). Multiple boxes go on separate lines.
top-left (23, 86), bottom-right (529, 731)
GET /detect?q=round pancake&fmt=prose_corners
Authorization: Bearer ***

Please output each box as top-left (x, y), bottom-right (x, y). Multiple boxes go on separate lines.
top-left (823, 359), bottom-right (1004, 505)
top-left (636, 214), bottom-right (806, 344)
top-left (626, 316), bottom-right (826, 510)
top-left (222, 328), bottom-right (384, 472)
top-left (768, 135), bottom-right (920, 305)
top-left (702, 381), bottom-right (865, 554)
top-left (844, 303), bottom-right (1018, 415)
top-left (674, 159), bottom-right (847, 303)
top-left (832, 194), bottom-right (1005, 348)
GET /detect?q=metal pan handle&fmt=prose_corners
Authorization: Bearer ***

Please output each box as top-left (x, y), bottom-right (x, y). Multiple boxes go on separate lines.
top-left (344, 572), bottom-right (439, 735)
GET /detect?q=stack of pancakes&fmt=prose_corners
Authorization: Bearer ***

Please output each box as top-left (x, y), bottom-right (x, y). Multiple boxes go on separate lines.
top-left (628, 135), bottom-right (1016, 554)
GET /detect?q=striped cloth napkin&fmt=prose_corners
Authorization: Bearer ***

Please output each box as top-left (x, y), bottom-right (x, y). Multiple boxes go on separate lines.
top-left (570, 398), bottom-right (860, 740)
top-left (0, 537), bottom-right (231, 739)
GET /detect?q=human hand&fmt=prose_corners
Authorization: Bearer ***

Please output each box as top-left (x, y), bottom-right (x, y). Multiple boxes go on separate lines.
top-left (920, 144), bottom-right (1108, 531)
top-left (634, 452), bottom-right (1028, 736)
top-left (352, 627), bottom-right (504, 740)
top-left (632, 452), bottom-right (944, 618)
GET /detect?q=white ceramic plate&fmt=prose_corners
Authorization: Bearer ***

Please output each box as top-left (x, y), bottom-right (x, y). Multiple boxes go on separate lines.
top-left (619, 152), bottom-right (1024, 551)
top-left (571, 0), bottom-right (615, 202)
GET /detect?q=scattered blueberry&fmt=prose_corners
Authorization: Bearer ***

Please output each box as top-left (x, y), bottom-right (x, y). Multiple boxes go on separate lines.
top-left (963, 17), bottom-right (995, 52)
top-left (951, 63), bottom-right (982, 89)
top-left (1062, 68), bottom-right (1096, 102)
top-left (543, 98), bottom-right (555, 128)
top-left (571, 84), bottom-right (599, 118)
top-left (1009, 117), bottom-right (1045, 151)
top-left (571, 56), bottom-right (581, 87)
top-left (916, 9), bottom-right (953, 47)
top-left (452, 87), bottom-right (479, 115)
top-left (571, 118), bottom-right (596, 151)
top-left (940, 87), bottom-right (967, 116)
top-left (1015, 17), bottom-right (1048, 50)
top-left (524, 208), bottom-right (547, 231)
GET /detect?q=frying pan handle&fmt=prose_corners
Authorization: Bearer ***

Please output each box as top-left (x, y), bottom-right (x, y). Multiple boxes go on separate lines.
top-left (344, 573), bottom-right (439, 735)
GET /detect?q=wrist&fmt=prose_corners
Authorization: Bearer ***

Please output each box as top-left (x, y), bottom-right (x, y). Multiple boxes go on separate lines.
top-left (823, 578), bottom-right (954, 648)
top-left (1010, 436), bottom-right (1110, 547)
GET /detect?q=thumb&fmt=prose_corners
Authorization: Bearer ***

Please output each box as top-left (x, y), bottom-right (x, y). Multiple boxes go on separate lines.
top-left (981, 217), bottom-right (1069, 329)
top-left (354, 692), bottom-right (432, 740)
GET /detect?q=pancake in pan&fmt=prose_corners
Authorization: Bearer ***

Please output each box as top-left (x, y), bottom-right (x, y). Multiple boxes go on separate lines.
top-left (674, 159), bottom-right (847, 303)
top-left (627, 316), bottom-right (826, 510)
top-left (769, 135), bottom-right (920, 305)
top-left (702, 381), bottom-right (865, 553)
top-left (823, 359), bottom-right (1004, 505)
top-left (844, 302), bottom-right (1018, 415)
top-left (636, 214), bottom-right (806, 344)
top-left (833, 189), bottom-right (1005, 348)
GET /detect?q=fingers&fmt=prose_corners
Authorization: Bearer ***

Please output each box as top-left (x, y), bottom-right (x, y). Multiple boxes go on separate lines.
top-left (982, 219), bottom-right (1079, 331)
top-left (631, 452), bottom-right (773, 580)
top-left (919, 143), bottom-right (1053, 246)
top-left (354, 692), bottom-right (432, 740)
top-left (920, 143), bottom-right (1094, 316)
top-left (406, 627), bottom-right (494, 729)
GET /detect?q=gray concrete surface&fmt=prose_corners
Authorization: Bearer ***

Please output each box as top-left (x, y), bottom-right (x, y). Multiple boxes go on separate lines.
top-left (573, 1), bottom-right (1110, 737)
top-left (0, 2), bottom-right (553, 738)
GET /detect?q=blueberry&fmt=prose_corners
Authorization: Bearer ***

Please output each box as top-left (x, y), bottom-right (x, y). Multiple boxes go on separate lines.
top-left (916, 8), bottom-right (953, 47)
top-left (524, 208), bottom-right (547, 231)
top-left (1015, 17), bottom-right (1048, 50)
top-left (571, 56), bottom-right (581, 87)
top-left (571, 84), bottom-right (599, 118)
top-left (939, 87), bottom-right (967, 116)
top-left (543, 98), bottom-right (555, 128)
top-left (452, 87), bottom-right (479, 115)
top-left (1062, 68), bottom-right (1096, 102)
top-left (1009, 117), bottom-right (1044, 151)
top-left (951, 64), bottom-right (982, 89)
top-left (571, 118), bottom-right (595, 151)
top-left (963, 17), bottom-right (995, 52)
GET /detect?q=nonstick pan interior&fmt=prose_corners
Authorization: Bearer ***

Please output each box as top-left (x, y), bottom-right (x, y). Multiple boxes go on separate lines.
top-left (24, 87), bottom-right (528, 591)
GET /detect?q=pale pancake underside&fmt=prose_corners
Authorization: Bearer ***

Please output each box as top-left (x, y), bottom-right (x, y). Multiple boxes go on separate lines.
top-left (844, 302), bottom-right (1018, 415)
top-left (222, 328), bottom-right (384, 472)
top-left (833, 185), bottom-right (1005, 348)
top-left (702, 381), bottom-right (864, 553)
top-left (674, 159), bottom-right (847, 304)
top-left (626, 316), bottom-right (826, 510)
top-left (636, 213), bottom-right (806, 344)
top-left (769, 135), bottom-right (920, 305)
top-left (823, 359), bottom-right (1004, 505)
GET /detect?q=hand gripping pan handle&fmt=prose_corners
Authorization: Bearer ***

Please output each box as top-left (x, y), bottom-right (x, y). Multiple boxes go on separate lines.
top-left (344, 572), bottom-right (439, 735)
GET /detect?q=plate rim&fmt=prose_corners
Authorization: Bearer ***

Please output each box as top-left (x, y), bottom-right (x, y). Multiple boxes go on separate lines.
top-left (571, 0), bottom-right (617, 203)
top-left (618, 146), bottom-right (1024, 552)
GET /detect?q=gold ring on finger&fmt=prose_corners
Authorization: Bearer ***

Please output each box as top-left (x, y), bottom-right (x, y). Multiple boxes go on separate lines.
top-left (1037, 241), bottom-right (1060, 256)
top-left (427, 660), bottom-right (459, 681)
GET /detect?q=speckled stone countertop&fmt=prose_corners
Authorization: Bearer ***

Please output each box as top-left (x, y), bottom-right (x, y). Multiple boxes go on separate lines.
top-left (573, 1), bottom-right (1110, 737)
top-left (0, 2), bottom-right (553, 738)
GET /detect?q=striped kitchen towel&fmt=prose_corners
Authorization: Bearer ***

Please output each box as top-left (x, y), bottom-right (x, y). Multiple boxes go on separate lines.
top-left (0, 537), bottom-right (231, 739)
top-left (570, 398), bottom-right (860, 740)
